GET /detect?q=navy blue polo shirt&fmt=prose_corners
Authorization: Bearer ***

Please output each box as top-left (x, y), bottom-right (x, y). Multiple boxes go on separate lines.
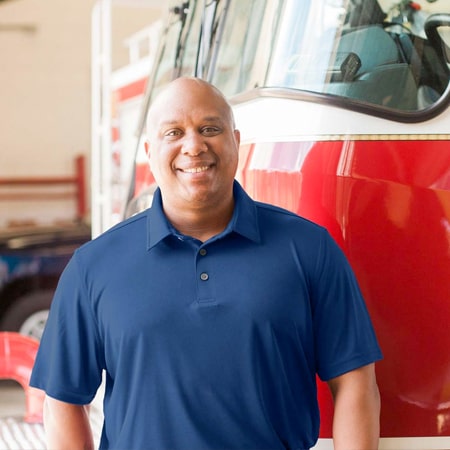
top-left (31, 181), bottom-right (382, 450)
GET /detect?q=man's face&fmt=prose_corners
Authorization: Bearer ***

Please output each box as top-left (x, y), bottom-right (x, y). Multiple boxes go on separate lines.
top-left (145, 80), bottom-right (240, 210)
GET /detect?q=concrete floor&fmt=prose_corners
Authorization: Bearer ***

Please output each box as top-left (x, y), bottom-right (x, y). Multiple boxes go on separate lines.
top-left (0, 380), bottom-right (46, 449)
top-left (0, 379), bottom-right (103, 449)
top-left (0, 381), bottom-right (26, 419)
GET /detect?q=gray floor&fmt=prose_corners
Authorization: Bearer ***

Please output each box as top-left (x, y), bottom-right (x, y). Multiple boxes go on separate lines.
top-left (0, 381), bottom-right (25, 419)
top-left (0, 380), bottom-right (103, 449)
top-left (0, 380), bottom-right (46, 449)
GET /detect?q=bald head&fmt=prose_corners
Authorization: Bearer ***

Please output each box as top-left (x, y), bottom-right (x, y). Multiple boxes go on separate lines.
top-left (146, 77), bottom-right (236, 137)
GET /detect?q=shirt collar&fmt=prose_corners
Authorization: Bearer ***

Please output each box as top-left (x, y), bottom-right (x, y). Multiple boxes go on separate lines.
top-left (146, 180), bottom-right (260, 250)
top-left (228, 181), bottom-right (261, 243)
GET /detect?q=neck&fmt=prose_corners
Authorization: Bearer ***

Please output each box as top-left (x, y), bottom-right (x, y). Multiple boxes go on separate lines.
top-left (163, 197), bottom-right (235, 242)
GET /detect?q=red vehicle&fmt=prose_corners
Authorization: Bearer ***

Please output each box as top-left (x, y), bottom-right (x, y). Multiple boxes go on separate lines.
top-left (101, 0), bottom-right (450, 448)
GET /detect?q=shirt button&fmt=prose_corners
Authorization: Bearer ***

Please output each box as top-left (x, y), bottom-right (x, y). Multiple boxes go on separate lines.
top-left (199, 249), bottom-right (207, 256)
top-left (200, 272), bottom-right (209, 281)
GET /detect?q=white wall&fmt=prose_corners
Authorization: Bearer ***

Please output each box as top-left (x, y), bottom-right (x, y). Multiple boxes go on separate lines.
top-left (0, 0), bottom-right (161, 227)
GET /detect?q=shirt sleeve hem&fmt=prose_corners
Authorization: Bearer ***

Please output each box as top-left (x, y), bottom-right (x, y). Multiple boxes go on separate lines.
top-left (318, 348), bottom-right (383, 381)
top-left (30, 381), bottom-right (96, 405)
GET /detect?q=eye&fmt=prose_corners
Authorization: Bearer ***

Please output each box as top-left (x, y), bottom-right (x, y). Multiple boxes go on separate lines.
top-left (201, 126), bottom-right (221, 136)
top-left (164, 129), bottom-right (182, 138)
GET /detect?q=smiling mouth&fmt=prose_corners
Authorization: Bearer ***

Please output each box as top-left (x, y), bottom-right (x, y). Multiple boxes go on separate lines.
top-left (180, 165), bottom-right (211, 174)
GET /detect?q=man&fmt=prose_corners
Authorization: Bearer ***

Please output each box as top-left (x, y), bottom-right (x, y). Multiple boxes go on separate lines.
top-left (31, 77), bottom-right (382, 450)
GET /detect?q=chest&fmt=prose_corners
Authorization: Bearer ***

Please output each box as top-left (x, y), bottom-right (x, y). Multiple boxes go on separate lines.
top-left (91, 238), bottom-right (317, 376)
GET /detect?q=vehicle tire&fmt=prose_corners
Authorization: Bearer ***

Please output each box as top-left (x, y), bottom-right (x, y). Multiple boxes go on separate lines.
top-left (0, 290), bottom-right (53, 341)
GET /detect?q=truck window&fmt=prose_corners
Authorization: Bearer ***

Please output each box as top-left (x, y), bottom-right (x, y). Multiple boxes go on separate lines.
top-left (210, 0), bottom-right (450, 121)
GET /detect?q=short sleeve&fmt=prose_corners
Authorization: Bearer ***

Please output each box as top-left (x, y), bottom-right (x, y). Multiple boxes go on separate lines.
top-left (311, 230), bottom-right (382, 381)
top-left (30, 250), bottom-right (104, 404)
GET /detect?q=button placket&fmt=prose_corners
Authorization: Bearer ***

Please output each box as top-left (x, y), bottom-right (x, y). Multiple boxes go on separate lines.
top-left (196, 246), bottom-right (215, 304)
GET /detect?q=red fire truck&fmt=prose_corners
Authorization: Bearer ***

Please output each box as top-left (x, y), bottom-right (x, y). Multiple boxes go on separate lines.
top-left (95, 0), bottom-right (450, 448)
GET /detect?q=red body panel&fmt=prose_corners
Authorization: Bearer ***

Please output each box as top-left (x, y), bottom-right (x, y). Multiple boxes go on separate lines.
top-left (242, 139), bottom-right (450, 437)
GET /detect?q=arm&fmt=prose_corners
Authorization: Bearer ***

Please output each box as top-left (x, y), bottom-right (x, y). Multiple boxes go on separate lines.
top-left (327, 363), bottom-right (380, 450)
top-left (44, 395), bottom-right (94, 450)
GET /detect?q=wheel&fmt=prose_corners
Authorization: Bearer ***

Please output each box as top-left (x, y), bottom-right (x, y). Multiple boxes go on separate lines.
top-left (0, 290), bottom-right (53, 341)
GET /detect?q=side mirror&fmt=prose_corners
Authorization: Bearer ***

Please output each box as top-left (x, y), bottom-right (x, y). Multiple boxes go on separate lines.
top-left (425, 13), bottom-right (450, 63)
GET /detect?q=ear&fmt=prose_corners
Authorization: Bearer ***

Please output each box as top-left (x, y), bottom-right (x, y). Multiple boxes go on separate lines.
top-left (234, 129), bottom-right (241, 148)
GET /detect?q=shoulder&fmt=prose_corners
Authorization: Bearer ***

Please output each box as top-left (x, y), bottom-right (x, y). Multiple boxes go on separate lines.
top-left (252, 200), bottom-right (345, 272)
top-left (254, 200), bottom-right (327, 238)
top-left (76, 210), bottom-right (148, 260)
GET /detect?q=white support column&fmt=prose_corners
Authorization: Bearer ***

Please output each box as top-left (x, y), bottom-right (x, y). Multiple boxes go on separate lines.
top-left (91, 0), bottom-right (112, 238)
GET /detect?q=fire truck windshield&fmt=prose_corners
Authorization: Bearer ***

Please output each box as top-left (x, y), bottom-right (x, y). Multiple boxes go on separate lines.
top-left (204, 0), bottom-right (450, 120)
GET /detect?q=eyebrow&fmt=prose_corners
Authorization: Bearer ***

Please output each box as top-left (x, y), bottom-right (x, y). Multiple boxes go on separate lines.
top-left (159, 116), bottom-right (226, 127)
top-left (202, 116), bottom-right (225, 123)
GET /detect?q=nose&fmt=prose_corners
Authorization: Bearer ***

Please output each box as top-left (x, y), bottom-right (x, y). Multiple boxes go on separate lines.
top-left (181, 131), bottom-right (207, 156)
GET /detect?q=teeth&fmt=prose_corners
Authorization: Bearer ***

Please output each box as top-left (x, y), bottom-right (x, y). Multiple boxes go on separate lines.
top-left (183, 166), bottom-right (209, 173)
